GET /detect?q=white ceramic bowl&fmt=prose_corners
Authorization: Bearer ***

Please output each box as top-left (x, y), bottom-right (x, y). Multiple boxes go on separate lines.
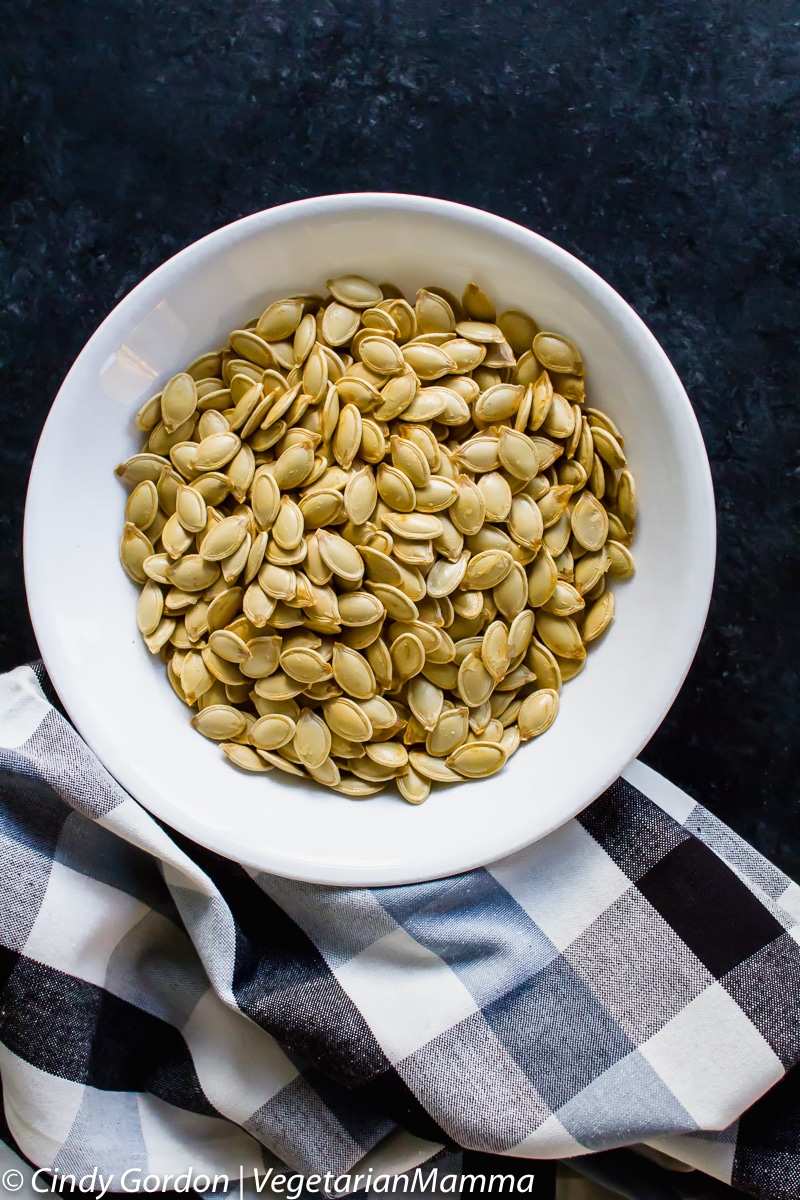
top-left (24, 194), bottom-right (715, 885)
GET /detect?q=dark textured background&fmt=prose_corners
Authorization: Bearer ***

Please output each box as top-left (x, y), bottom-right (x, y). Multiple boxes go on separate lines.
top-left (1, 0), bottom-right (798, 876)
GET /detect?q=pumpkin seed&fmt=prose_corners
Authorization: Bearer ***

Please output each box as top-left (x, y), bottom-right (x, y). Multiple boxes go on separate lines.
top-left (425, 551), bottom-right (469, 598)
top-left (498, 427), bottom-right (538, 480)
top-left (542, 580), bottom-right (585, 617)
top-left (457, 650), bottom-right (495, 707)
top-left (317, 529), bottom-right (364, 582)
top-left (174, 484), bottom-right (206, 533)
top-left (205, 629), bottom-right (248, 664)
top-left (327, 275), bottom-right (383, 308)
top-left (358, 695), bottom-right (398, 730)
top-left (324, 697), bottom-right (373, 741)
top-left (571, 491), bottom-right (609, 552)
top-left (582, 590), bottom-right (615, 642)
top-left (126, 480), bottom-right (159, 530)
top-left (617, 470), bottom-right (637, 533)
top-left (477, 472), bottom-right (512, 522)
top-left (414, 476), bottom-right (458, 513)
top-left (390, 632), bottom-right (426, 681)
top-left (332, 644), bottom-right (377, 699)
top-left (274, 442), bottom-right (315, 489)
top-left (535, 611), bottom-right (585, 659)
top-left (409, 751), bottom-right (463, 783)
top-left (200, 515), bottom-right (248, 561)
top-left (359, 335), bottom-right (404, 375)
top-left (221, 743), bottom-right (272, 772)
top-left (460, 282), bottom-right (495, 321)
top-left (574, 548), bottom-right (610, 595)
top-left (120, 524), bottom-right (155, 583)
top-left (255, 297), bottom-right (304, 342)
top-left (493, 562), bottom-right (528, 620)
top-left (533, 332), bottom-right (583, 375)
top-left (454, 320), bottom-right (504, 343)
top-left (518, 689), bottom-right (559, 740)
top-left (543, 511), bottom-right (572, 556)
top-left (497, 309), bottom-right (538, 356)
top-left (390, 435), bottom-right (430, 487)
top-left (463, 549), bottom-right (513, 590)
top-left (397, 766), bottom-right (430, 804)
top-left (206, 586), bottom-right (245, 630)
top-left (542, 392), bottom-right (575, 440)
top-left (242, 582), bottom-right (275, 627)
top-left (293, 709), bottom-right (332, 769)
top-left (446, 741), bottom-right (507, 778)
top-left (508, 494), bottom-right (544, 549)
top-left (161, 373), bottom-right (198, 433)
top-left (256, 749), bottom-right (306, 776)
top-left (344, 466), bottom-right (378, 525)
top-left (281, 647), bottom-right (333, 684)
top-left (377, 463), bottom-right (417, 512)
top-left (136, 579), bottom-right (164, 636)
top-left (381, 511), bottom-right (442, 541)
top-left (239, 636), bottom-right (281, 678)
top-left (527, 638), bottom-right (562, 691)
top-left (456, 435), bottom-right (500, 473)
top-left (193, 431), bottom-right (241, 472)
top-left (249, 713), bottom-right (297, 751)
top-left (537, 484), bottom-right (572, 529)
top-left (407, 676), bottom-right (444, 731)
top-left (401, 342), bottom-right (454, 380)
top-left (606, 540), bottom-right (635, 578)
top-left (425, 707), bottom-right (469, 757)
top-left (190, 705), bottom-right (247, 742)
top-left (367, 582), bottom-right (418, 622)
top-left (592, 426), bottom-right (628, 471)
top-left (481, 621), bottom-right (510, 681)
top-left (333, 775), bottom-right (384, 797)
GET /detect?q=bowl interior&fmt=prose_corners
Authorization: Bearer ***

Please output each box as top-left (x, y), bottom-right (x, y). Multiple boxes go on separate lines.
top-left (24, 195), bottom-right (715, 885)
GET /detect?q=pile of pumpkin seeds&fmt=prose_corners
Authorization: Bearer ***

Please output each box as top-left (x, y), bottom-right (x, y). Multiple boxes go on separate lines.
top-left (117, 276), bottom-right (636, 803)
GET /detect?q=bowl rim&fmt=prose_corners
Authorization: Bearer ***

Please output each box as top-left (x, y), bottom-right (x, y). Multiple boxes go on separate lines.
top-left (24, 192), bottom-right (716, 883)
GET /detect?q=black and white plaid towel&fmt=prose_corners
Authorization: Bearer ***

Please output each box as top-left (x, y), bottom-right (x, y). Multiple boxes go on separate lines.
top-left (1, 664), bottom-right (799, 1200)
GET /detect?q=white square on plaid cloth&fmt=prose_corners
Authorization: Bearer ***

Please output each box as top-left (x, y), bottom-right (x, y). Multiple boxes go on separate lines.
top-left (53, 1088), bottom-right (147, 1176)
top-left (639, 982), bottom-right (783, 1127)
top-left (22, 860), bottom-right (149, 988)
top-left (623, 760), bottom-right (696, 824)
top-left (0, 826), bottom-right (60, 952)
top-left (488, 821), bottom-right (631, 951)
top-left (0, 1042), bottom-right (84, 1165)
top-left (779, 882), bottom-right (800, 924)
top-left (136, 1092), bottom-right (263, 1177)
top-left (0, 666), bottom-right (49, 749)
top-left (504, 1111), bottom-right (588, 1157)
top-left (183, 988), bottom-right (298, 1123)
top-left (333, 927), bottom-right (479, 1062)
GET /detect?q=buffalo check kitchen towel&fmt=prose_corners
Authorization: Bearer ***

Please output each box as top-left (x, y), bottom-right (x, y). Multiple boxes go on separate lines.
top-left (0, 664), bottom-right (799, 1200)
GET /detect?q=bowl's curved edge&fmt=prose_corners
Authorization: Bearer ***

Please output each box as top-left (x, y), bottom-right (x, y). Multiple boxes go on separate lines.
top-left (23, 192), bottom-right (717, 885)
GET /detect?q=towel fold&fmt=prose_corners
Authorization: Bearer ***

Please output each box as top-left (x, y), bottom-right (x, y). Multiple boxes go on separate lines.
top-left (0, 664), bottom-right (797, 1199)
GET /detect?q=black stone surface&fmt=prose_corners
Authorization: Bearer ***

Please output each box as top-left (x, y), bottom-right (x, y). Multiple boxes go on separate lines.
top-left (1, 1), bottom-right (797, 876)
